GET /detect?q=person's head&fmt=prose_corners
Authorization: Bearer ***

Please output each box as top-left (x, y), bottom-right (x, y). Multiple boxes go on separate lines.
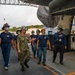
top-left (58, 25), bottom-right (63, 34)
top-left (16, 30), bottom-right (21, 35)
top-left (31, 30), bottom-right (35, 35)
top-left (2, 23), bottom-right (10, 31)
top-left (21, 26), bottom-right (27, 34)
top-left (41, 28), bottom-right (45, 35)
top-left (58, 28), bottom-right (63, 34)
top-left (36, 29), bottom-right (40, 35)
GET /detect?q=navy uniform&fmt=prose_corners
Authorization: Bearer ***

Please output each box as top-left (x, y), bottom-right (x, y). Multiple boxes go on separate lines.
top-left (0, 23), bottom-right (13, 71)
top-left (14, 29), bottom-right (21, 42)
top-left (31, 29), bottom-right (40, 58)
top-left (37, 29), bottom-right (51, 66)
top-left (14, 30), bottom-right (21, 60)
top-left (30, 30), bottom-right (36, 57)
top-left (35, 29), bottom-right (40, 58)
top-left (52, 27), bottom-right (67, 65)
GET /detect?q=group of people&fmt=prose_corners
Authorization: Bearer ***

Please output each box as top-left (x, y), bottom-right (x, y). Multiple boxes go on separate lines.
top-left (30, 29), bottom-right (51, 66)
top-left (0, 23), bottom-right (30, 71)
top-left (0, 23), bottom-right (67, 72)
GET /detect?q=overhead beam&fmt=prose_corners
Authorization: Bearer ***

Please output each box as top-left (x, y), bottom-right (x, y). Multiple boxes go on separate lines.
top-left (49, 0), bottom-right (75, 15)
top-left (21, 0), bottom-right (53, 6)
top-left (0, 0), bottom-right (38, 7)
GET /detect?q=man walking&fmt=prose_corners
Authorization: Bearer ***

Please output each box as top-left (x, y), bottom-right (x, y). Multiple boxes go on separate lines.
top-left (52, 26), bottom-right (67, 65)
top-left (30, 30), bottom-right (36, 58)
top-left (0, 23), bottom-right (13, 71)
top-left (37, 28), bottom-right (51, 66)
top-left (17, 26), bottom-right (30, 71)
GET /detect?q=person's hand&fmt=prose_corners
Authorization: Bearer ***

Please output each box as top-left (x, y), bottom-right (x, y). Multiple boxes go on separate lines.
top-left (52, 45), bottom-right (54, 48)
top-left (49, 47), bottom-right (51, 50)
top-left (18, 49), bottom-right (21, 53)
top-left (65, 46), bottom-right (67, 49)
top-left (32, 38), bottom-right (36, 41)
top-left (26, 34), bottom-right (30, 38)
top-left (37, 47), bottom-right (38, 50)
top-left (12, 45), bottom-right (16, 49)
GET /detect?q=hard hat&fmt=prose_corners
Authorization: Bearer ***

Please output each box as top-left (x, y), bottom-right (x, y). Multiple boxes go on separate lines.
top-left (36, 29), bottom-right (40, 33)
top-left (58, 25), bottom-right (63, 31)
top-left (41, 28), bottom-right (45, 32)
top-left (16, 29), bottom-right (21, 34)
top-left (2, 23), bottom-right (10, 30)
top-left (31, 30), bottom-right (35, 33)
top-left (21, 26), bottom-right (27, 31)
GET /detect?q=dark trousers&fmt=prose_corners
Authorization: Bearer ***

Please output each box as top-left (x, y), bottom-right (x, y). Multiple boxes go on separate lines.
top-left (38, 47), bottom-right (47, 63)
top-left (1, 43), bottom-right (11, 67)
top-left (31, 43), bottom-right (38, 57)
top-left (53, 44), bottom-right (64, 63)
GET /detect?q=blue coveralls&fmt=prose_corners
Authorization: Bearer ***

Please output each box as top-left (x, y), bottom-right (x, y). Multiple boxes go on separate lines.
top-left (37, 35), bottom-right (49, 63)
top-left (0, 32), bottom-right (13, 67)
top-left (52, 32), bottom-right (67, 63)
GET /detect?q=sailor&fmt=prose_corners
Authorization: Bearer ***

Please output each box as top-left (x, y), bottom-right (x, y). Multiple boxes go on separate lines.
top-left (14, 29), bottom-right (21, 60)
top-left (30, 30), bottom-right (36, 58)
top-left (35, 29), bottom-right (40, 58)
top-left (52, 26), bottom-right (67, 65)
top-left (0, 23), bottom-right (13, 71)
top-left (37, 28), bottom-right (51, 66)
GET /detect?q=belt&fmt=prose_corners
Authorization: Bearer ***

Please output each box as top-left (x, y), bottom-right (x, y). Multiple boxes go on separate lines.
top-left (2, 42), bottom-right (10, 44)
top-left (55, 43), bottom-right (63, 45)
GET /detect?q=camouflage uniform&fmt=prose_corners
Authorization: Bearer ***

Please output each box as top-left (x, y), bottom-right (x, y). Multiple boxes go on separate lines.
top-left (17, 34), bottom-right (30, 66)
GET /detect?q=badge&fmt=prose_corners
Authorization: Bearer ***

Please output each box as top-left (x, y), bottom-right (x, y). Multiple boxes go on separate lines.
top-left (44, 37), bottom-right (46, 39)
top-left (59, 39), bottom-right (62, 41)
top-left (7, 35), bottom-right (9, 37)
top-left (59, 34), bottom-right (62, 37)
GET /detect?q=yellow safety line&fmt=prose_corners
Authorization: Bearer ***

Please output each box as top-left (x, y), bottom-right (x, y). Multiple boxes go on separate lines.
top-left (66, 72), bottom-right (75, 75)
top-left (31, 56), bottom-right (58, 75)
top-left (43, 66), bottom-right (58, 75)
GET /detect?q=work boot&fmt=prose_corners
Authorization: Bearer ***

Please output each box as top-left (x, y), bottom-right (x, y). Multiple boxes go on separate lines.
top-left (52, 57), bottom-right (56, 63)
top-left (4, 67), bottom-right (8, 71)
top-left (21, 65), bottom-right (25, 71)
top-left (42, 63), bottom-right (46, 66)
top-left (60, 62), bottom-right (64, 65)
top-left (33, 56), bottom-right (36, 59)
top-left (52, 59), bottom-right (55, 63)
top-left (24, 62), bottom-right (29, 68)
top-left (38, 61), bottom-right (41, 64)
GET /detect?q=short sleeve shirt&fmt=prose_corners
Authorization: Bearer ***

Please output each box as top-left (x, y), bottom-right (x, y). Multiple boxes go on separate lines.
top-left (30, 35), bottom-right (36, 44)
top-left (30, 35), bottom-right (35, 39)
top-left (37, 35), bottom-right (49, 47)
top-left (34, 35), bottom-right (39, 43)
top-left (0, 32), bottom-right (13, 43)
